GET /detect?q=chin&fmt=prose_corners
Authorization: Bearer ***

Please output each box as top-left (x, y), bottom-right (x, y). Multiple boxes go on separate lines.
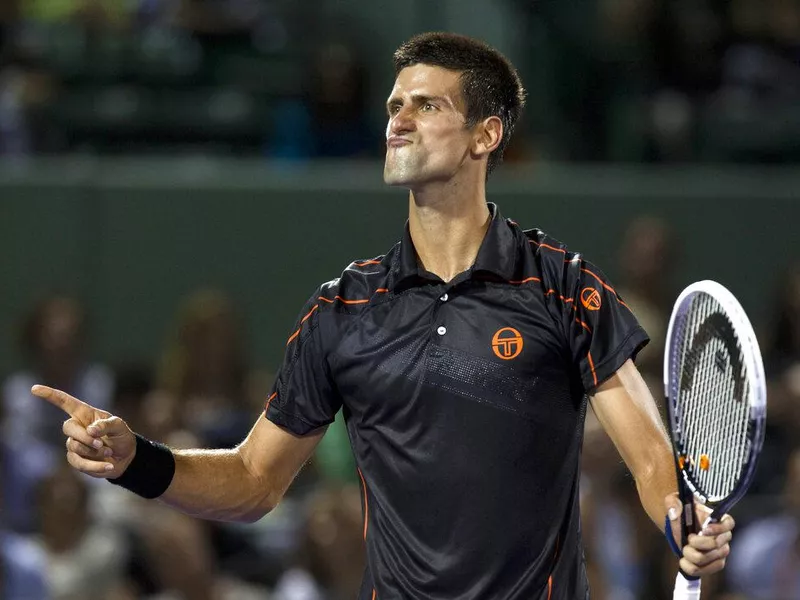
top-left (383, 166), bottom-right (413, 188)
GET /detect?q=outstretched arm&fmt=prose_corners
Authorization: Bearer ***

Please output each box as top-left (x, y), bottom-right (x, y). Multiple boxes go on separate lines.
top-left (589, 360), bottom-right (734, 578)
top-left (31, 385), bottom-right (325, 523)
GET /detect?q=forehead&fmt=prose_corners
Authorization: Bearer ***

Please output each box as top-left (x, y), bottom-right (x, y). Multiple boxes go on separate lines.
top-left (389, 64), bottom-right (464, 101)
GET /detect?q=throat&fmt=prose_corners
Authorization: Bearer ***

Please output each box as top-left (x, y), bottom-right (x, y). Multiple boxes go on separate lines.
top-left (408, 198), bottom-right (491, 283)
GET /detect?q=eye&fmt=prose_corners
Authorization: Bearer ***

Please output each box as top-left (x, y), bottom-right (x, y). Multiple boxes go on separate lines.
top-left (388, 104), bottom-right (401, 116)
top-left (422, 102), bottom-right (437, 112)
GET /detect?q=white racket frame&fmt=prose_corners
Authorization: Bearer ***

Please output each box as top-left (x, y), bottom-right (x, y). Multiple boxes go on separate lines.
top-left (664, 280), bottom-right (767, 600)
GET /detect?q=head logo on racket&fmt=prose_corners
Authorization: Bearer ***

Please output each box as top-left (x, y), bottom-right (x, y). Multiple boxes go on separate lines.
top-left (581, 287), bottom-right (602, 311)
top-left (492, 327), bottom-right (523, 360)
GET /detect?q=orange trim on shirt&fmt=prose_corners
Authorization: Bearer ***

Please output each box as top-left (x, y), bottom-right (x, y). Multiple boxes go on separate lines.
top-left (575, 318), bottom-right (592, 334)
top-left (508, 276), bottom-right (541, 285)
top-left (587, 351), bottom-right (598, 386)
top-left (547, 576), bottom-right (553, 600)
top-left (318, 289), bottom-right (389, 305)
top-left (354, 260), bottom-right (382, 266)
top-left (371, 589), bottom-right (376, 600)
top-left (286, 305), bottom-right (319, 345)
top-left (529, 240), bottom-right (566, 254)
top-left (357, 467), bottom-right (369, 541)
top-left (265, 391), bottom-right (277, 411)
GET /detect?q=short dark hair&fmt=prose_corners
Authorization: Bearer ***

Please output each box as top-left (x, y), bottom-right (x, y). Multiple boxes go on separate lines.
top-left (393, 32), bottom-right (526, 175)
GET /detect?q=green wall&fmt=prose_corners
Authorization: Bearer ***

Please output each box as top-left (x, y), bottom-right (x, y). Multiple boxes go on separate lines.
top-left (2, 159), bottom-right (798, 379)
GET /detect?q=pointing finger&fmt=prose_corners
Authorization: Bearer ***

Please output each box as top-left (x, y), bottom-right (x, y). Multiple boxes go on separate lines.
top-left (31, 385), bottom-right (95, 422)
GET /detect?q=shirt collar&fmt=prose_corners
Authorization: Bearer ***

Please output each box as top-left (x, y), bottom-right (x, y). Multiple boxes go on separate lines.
top-left (390, 202), bottom-right (518, 291)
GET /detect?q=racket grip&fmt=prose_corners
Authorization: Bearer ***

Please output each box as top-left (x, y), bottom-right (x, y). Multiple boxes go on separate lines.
top-left (673, 572), bottom-right (701, 600)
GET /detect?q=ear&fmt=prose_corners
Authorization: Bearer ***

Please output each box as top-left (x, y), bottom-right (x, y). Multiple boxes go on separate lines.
top-left (471, 116), bottom-right (503, 159)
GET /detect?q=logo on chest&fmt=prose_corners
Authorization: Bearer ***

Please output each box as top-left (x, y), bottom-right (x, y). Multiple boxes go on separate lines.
top-left (491, 327), bottom-right (524, 360)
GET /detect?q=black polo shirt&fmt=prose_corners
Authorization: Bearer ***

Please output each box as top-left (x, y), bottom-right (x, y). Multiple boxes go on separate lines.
top-left (265, 203), bottom-right (649, 600)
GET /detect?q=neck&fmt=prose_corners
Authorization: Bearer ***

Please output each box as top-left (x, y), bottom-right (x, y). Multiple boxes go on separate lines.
top-left (407, 175), bottom-right (490, 282)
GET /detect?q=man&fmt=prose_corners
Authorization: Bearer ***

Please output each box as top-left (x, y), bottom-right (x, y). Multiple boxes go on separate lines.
top-left (33, 33), bottom-right (734, 599)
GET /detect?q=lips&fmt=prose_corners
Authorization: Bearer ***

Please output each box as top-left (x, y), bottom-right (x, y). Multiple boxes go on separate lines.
top-left (387, 137), bottom-right (411, 148)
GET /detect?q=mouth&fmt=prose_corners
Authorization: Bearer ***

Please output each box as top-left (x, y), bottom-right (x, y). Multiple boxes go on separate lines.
top-left (386, 137), bottom-right (411, 148)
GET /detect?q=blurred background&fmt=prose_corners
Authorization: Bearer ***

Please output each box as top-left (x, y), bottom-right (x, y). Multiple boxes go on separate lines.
top-left (1, 0), bottom-right (799, 598)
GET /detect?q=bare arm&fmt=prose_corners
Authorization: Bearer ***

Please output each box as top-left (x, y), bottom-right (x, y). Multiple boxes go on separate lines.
top-left (589, 359), bottom-right (675, 528)
top-left (589, 360), bottom-right (734, 577)
top-left (31, 385), bottom-right (325, 524)
top-left (161, 418), bottom-right (325, 522)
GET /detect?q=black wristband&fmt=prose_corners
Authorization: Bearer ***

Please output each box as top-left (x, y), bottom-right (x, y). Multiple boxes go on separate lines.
top-left (108, 433), bottom-right (175, 499)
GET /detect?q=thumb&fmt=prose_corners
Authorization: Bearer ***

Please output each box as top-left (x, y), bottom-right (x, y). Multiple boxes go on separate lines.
top-left (87, 416), bottom-right (128, 439)
top-left (665, 492), bottom-right (681, 521)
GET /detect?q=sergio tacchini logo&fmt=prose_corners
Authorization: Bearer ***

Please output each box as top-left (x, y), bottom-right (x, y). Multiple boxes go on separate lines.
top-left (492, 327), bottom-right (524, 360)
top-left (580, 287), bottom-right (602, 311)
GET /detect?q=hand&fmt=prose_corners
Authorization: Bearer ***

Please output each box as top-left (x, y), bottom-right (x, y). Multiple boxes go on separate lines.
top-left (31, 385), bottom-right (137, 479)
top-left (665, 493), bottom-right (735, 578)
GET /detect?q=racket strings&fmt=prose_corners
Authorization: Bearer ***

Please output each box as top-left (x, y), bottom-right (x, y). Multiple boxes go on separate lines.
top-left (674, 294), bottom-right (751, 502)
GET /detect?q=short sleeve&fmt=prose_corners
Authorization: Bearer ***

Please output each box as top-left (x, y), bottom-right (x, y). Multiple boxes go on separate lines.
top-left (559, 258), bottom-right (649, 392)
top-left (265, 287), bottom-right (342, 435)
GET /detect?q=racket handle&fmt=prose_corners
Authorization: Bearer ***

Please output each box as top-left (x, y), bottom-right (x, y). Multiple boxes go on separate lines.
top-left (673, 572), bottom-right (701, 600)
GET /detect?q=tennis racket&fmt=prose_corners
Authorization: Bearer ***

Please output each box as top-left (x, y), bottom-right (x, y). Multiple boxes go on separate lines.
top-left (664, 280), bottom-right (767, 600)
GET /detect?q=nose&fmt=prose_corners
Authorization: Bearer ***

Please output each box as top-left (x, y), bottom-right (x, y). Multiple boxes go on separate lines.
top-left (388, 106), bottom-right (416, 137)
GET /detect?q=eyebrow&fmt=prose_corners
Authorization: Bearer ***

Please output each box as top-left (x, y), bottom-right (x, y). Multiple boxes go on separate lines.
top-left (386, 94), bottom-right (454, 110)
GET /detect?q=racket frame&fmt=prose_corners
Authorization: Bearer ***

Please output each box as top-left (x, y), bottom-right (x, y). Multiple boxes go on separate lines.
top-left (664, 280), bottom-right (766, 527)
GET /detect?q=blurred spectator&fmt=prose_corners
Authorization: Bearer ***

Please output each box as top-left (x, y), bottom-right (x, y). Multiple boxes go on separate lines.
top-left (1, 294), bottom-right (114, 532)
top-left (0, 435), bottom-right (49, 600)
top-left (273, 485), bottom-right (366, 600)
top-left (726, 445), bottom-right (800, 598)
top-left (703, 0), bottom-right (800, 162)
top-left (31, 464), bottom-right (132, 600)
top-left (647, 0), bottom-right (728, 162)
top-left (156, 288), bottom-right (260, 448)
top-left (268, 39), bottom-right (377, 160)
top-left (615, 216), bottom-right (676, 385)
top-left (175, 0), bottom-right (261, 36)
top-left (752, 262), bottom-right (800, 495)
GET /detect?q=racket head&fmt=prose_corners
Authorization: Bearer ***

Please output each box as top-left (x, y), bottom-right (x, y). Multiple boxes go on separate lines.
top-left (663, 280), bottom-right (766, 518)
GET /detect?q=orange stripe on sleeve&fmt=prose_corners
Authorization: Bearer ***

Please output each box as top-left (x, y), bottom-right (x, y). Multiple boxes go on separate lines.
top-left (354, 260), bottom-right (382, 266)
top-left (265, 391), bottom-right (277, 411)
top-left (371, 589), bottom-right (376, 600)
top-left (357, 467), bottom-right (369, 541)
top-left (547, 576), bottom-right (552, 600)
top-left (286, 304), bottom-right (320, 345)
top-left (286, 328), bottom-right (301, 345)
top-left (575, 318), bottom-right (592, 334)
top-left (587, 351), bottom-right (598, 387)
top-left (300, 304), bottom-right (318, 324)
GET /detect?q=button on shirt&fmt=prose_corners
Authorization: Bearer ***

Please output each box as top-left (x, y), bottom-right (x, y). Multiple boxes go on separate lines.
top-left (266, 204), bottom-right (649, 600)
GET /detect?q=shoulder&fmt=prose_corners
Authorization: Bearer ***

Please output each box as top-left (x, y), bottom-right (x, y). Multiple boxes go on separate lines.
top-left (521, 228), bottom-right (585, 289)
top-left (317, 249), bottom-right (394, 309)
top-left (296, 247), bottom-right (396, 329)
top-left (523, 228), bottom-right (582, 263)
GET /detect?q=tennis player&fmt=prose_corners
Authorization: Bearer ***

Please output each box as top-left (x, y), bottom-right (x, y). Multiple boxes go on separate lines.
top-left (33, 33), bottom-right (734, 599)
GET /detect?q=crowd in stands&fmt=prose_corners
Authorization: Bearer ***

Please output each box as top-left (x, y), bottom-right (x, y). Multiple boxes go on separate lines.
top-left (0, 0), bottom-right (798, 163)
